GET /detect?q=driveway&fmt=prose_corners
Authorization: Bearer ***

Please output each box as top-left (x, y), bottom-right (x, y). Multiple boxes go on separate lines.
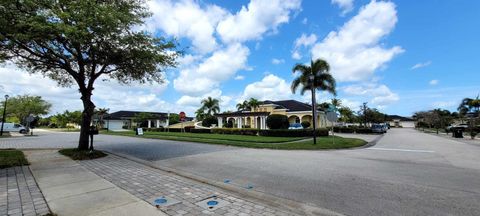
top-left (2, 128), bottom-right (480, 215)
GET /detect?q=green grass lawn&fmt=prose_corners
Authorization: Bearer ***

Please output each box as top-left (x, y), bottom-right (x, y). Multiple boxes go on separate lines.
top-left (0, 149), bottom-right (29, 168)
top-left (44, 128), bottom-right (81, 132)
top-left (59, 148), bottom-right (107, 160)
top-left (103, 131), bottom-right (367, 150)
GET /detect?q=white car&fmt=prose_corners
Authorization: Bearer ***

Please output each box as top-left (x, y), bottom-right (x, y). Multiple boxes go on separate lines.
top-left (0, 122), bottom-right (28, 133)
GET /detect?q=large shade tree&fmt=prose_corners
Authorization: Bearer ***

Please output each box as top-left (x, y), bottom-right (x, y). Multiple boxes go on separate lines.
top-left (0, 0), bottom-right (178, 149)
top-left (291, 59), bottom-right (336, 142)
top-left (1, 95), bottom-right (51, 124)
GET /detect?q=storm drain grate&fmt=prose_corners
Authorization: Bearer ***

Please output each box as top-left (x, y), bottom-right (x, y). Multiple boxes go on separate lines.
top-left (150, 196), bottom-right (181, 208)
top-left (196, 196), bottom-right (230, 211)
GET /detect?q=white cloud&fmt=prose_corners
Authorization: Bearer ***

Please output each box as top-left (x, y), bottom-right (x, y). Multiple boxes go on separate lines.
top-left (342, 83), bottom-right (399, 107)
top-left (241, 74), bottom-right (292, 101)
top-left (411, 61), bottom-right (432, 70)
top-left (429, 79), bottom-right (439, 85)
top-left (331, 0), bottom-right (354, 16)
top-left (272, 58), bottom-right (285, 65)
top-left (291, 33), bottom-right (317, 60)
top-left (0, 62), bottom-right (175, 114)
top-left (302, 18), bottom-right (308, 25)
top-left (145, 0), bottom-right (228, 54)
top-left (291, 51), bottom-right (302, 60)
top-left (234, 75), bottom-right (245, 80)
top-left (311, 1), bottom-right (403, 82)
top-left (216, 0), bottom-right (301, 43)
top-left (173, 43), bottom-right (250, 96)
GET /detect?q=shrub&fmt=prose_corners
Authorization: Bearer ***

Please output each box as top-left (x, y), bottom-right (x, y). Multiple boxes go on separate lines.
top-left (190, 128), bottom-right (211, 133)
top-left (301, 121), bottom-right (311, 129)
top-left (259, 129), bottom-right (329, 137)
top-left (184, 126), bottom-right (194, 132)
top-left (202, 116), bottom-right (217, 127)
top-left (266, 114), bottom-right (289, 129)
top-left (211, 128), bottom-right (259, 136)
top-left (355, 128), bottom-right (374, 134)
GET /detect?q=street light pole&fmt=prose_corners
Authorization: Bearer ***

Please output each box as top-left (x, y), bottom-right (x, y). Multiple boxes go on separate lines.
top-left (310, 74), bottom-right (317, 145)
top-left (1, 95), bottom-right (9, 136)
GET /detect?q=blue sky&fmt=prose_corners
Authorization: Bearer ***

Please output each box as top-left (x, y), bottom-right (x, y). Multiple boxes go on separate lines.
top-left (1, 0), bottom-right (479, 116)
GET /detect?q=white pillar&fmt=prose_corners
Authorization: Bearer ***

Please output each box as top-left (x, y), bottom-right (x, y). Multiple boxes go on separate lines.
top-left (156, 120), bottom-right (160, 128)
top-left (253, 116), bottom-right (256, 129)
top-left (237, 117), bottom-right (241, 128)
top-left (261, 116), bottom-right (265, 129)
top-left (217, 117), bottom-right (223, 128)
top-left (148, 120), bottom-right (151, 128)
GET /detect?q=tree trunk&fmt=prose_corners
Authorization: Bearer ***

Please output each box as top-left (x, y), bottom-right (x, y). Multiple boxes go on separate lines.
top-left (78, 92), bottom-right (95, 150)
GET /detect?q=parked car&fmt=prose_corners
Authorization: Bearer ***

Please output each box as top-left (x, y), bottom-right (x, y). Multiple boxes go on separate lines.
top-left (0, 122), bottom-right (28, 133)
top-left (447, 124), bottom-right (469, 132)
top-left (371, 124), bottom-right (387, 133)
top-left (288, 123), bottom-right (303, 130)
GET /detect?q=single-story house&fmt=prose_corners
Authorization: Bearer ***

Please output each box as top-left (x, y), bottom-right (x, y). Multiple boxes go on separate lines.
top-left (104, 111), bottom-right (169, 131)
top-left (214, 100), bottom-right (330, 129)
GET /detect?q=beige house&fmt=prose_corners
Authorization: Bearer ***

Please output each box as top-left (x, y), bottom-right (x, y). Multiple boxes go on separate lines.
top-left (215, 100), bottom-right (330, 129)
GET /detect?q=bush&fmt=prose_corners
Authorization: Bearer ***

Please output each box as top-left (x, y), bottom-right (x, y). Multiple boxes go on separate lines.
top-left (184, 126), bottom-right (194, 132)
top-left (190, 128), bottom-right (211, 133)
top-left (301, 121), bottom-right (311, 129)
top-left (259, 129), bottom-right (329, 137)
top-left (202, 116), bottom-right (217, 127)
top-left (355, 128), bottom-right (374, 134)
top-left (333, 127), bottom-right (355, 133)
top-left (266, 114), bottom-right (289, 129)
top-left (211, 128), bottom-right (259, 136)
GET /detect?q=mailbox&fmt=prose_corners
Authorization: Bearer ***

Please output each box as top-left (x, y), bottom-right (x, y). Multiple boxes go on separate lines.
top-left (89, 126), bottom-right (99, 135)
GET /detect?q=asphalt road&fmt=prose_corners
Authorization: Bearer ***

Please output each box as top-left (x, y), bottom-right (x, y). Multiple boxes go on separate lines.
top-left (2, 128), bottom-right (480, 215)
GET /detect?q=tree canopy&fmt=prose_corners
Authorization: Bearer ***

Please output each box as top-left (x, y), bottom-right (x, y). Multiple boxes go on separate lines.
top-left (0, 0), bottom-right (179, 149)
top-left (1, 95), bottom-right (51, 124)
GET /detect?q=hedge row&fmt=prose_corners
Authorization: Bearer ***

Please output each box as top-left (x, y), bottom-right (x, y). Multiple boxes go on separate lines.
top-left (138, 127), bottom-right (331, 137)
top-left (258, 129), bottom-right (329, 137)
top-left (332, 127), bottom-right (374, 134)
top-left (211, 128), bottom-right (259, 136)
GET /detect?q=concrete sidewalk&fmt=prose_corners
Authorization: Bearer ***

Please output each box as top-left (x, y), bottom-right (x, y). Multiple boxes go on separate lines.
top-left (24, 150), bottom-right (166, 216)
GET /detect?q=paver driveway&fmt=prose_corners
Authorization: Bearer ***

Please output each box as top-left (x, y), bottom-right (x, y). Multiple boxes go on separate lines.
top-left (2, 128), bottom-right (480, 216)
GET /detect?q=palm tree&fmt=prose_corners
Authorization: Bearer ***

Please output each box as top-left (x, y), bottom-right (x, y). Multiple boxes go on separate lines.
top-left (236, 100), bottom-right (249, 111)
top-left (94, 108), bottom-right (109, 128)
top-left (291, 58), bottom-right (336, 144)
top-left (247, 98), bottom-right (260, 111)
top-left (200, 97), bottom-right (220, 115)
top-left (331, 98), bottom-right (342, 109)
top-left (195, 108), bottom-right (206, 121)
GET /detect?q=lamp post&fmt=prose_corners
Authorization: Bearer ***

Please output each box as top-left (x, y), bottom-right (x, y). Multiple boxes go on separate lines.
top-left (310, 74), bottom-right (317, 145)
top-left (1, 95), bottom-right (9, 136)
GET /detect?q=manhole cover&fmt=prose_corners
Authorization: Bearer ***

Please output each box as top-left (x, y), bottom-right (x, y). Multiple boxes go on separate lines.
top-left (196, 196), bottom-right (230, 211)
top-left (150, 196), bottom-right (181, 208)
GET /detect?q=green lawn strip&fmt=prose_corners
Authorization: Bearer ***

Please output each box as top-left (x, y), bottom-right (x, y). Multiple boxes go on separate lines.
top-left (0, 149), bottom-right (29, 168)
top-left (103, 131), bottom-right (304, 143)
top-left (104, 131), bottom-right (366, 150)
top-left (59, 148), bottom-right (107, 160)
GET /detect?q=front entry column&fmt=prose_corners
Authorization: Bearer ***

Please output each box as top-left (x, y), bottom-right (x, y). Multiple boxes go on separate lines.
top-left (156, 120), bottom-right (160, 128)
top-left (217, 117), bottom-right (223, 128)
top-left (237, 117), bottom-right (242, 128)
top-left (147, 120), bottom-right (152, 128)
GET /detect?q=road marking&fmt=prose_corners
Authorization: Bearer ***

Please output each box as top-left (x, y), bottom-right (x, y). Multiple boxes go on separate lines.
top-left (367, 147), bottom-right (435, 153)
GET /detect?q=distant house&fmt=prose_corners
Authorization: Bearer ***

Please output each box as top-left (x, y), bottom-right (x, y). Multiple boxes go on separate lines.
top-left (214, 100), bottom-right (330, 129)
top-left (387, 115), bottom-right (415, 128)
top-left (104, 111), bottom-right (168, 131)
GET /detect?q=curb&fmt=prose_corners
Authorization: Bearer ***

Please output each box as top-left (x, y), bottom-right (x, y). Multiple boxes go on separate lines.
top-left (104, 150), bottom-right (343, 216)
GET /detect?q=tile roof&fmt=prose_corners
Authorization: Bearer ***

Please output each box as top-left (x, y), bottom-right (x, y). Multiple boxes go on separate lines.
top-left (263, 100), bottom-right (313, 112)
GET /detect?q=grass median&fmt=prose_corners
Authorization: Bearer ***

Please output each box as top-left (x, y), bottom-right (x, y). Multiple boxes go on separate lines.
top-left (103, 131), bottom-right (367, 150)
top-left (0, 149), bottom-right (29, 168)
